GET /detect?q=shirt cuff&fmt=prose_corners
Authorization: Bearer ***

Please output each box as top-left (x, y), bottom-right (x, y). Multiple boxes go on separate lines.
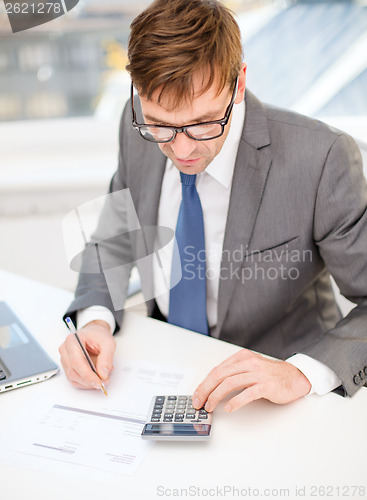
top-left (76, 306), bottom-right (116, 334)
top-left (287, 353), bottom-right (342, 396)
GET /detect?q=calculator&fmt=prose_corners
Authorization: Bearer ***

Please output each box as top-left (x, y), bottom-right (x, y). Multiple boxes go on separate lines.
top-left (141, 395), bottom-right (212, 441)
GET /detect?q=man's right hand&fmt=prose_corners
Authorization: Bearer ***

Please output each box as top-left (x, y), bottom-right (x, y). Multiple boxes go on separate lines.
top-left (59, 320), bottom-right (116, 390)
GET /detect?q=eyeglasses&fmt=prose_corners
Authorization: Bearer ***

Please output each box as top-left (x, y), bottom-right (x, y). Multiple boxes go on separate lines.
top-left (131, 77), bottom-right (238, 143)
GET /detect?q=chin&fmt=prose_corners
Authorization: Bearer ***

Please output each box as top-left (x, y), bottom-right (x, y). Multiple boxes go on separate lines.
top-left (174, 161), bottom-right (210, 175)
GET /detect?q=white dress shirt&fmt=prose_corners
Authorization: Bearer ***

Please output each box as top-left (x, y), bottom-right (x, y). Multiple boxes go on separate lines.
top-left (77, 99), bottom-right (342, 396)
top-left (153, 97), bottom-right (245, 328)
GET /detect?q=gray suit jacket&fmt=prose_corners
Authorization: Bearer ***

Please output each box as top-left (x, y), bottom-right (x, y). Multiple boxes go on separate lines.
top-left (65, 90), bottom-right (367, 397)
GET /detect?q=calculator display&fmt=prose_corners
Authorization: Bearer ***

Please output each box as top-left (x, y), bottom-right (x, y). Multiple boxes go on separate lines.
top-left (143, 423), bottom-right (211, 437)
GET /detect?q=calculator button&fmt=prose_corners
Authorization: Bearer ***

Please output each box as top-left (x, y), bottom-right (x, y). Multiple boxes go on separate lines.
top-left (164, 413), bottom-right (173, 418)
top-left (185, 414), bottom-right (196, 419)
top-left (178, 397), bottom-right (187, 402)
top-left (166, 404), bottom-right (175, 409)
top-left (154, 403), bottom-right (164, 409)
top-left (153, 411), bottom-right (162, 416)
top-left (163, 418), bottom-right (173, 422)
top-left (198, 414), bottom-right (208, 419)
top-left (175, 410), bottom-right (185, 415)
top-left (167, 396), bottom-right (177, 400)
top-left (151, 417), bottom-right (161, 422)
top-left (155, 397), bottom-right (165, 404)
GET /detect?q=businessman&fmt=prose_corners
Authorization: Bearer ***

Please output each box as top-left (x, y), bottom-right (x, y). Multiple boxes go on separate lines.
top-left (59, 0), bottom-right (367, 413)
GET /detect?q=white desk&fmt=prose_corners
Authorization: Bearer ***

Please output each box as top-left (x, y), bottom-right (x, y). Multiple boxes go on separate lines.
top-left (1, 270), bottom-right (366, 500)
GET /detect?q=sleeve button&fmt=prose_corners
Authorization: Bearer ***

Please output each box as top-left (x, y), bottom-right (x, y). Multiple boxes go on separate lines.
top-left (353, 375), bottom-right (361, 385)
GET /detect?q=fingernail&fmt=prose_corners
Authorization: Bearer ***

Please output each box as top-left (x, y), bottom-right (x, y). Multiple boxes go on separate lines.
top-left (205, 402), bottom-right (211, 412)
top-left (224, 403), bottom-right (232, 413)
top-left (192, 396), bottom-right (200, 409)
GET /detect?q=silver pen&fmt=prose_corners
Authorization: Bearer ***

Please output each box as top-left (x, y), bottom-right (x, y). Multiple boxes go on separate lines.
top-left (65, 316), bottom-right (108, 396)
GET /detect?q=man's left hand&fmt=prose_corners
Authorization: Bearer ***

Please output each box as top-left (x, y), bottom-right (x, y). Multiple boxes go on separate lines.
top-left (192, 349), bottom-right (312, 413)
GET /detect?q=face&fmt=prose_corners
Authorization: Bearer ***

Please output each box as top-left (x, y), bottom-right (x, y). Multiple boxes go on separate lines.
top-left (139, 65), bottom-right (246, 175)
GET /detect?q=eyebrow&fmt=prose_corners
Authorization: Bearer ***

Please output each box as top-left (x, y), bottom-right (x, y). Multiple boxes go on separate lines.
top-left (143, 110), bottom-right (223, 126)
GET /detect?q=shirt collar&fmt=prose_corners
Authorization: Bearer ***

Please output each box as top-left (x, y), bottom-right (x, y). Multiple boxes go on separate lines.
top-left (203, 99), bottom-right (245, 189)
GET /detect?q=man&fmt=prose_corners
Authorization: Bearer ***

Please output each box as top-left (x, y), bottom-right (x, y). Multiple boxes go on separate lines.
top-left (60, 0), bottom-right (367, 413)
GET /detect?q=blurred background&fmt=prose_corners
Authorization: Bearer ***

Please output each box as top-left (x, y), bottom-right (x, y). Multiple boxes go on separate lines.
top-left (0, 0), bottom-right (366, 314)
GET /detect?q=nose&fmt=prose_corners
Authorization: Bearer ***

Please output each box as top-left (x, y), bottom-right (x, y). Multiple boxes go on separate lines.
top-left (169, 131), bottom-right (197, 159)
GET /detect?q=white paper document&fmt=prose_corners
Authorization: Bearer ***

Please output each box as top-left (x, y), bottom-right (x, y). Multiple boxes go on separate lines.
top-left (0, 359), bottom-right (193, 478)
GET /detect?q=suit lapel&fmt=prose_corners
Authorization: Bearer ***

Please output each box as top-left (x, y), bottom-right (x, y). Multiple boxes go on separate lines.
top-left (134, 141), bottom-right (166, 314)
top-left (138, 143), bottom-right (166, 229)
top-left (213, 90), bottom-right (272, 338)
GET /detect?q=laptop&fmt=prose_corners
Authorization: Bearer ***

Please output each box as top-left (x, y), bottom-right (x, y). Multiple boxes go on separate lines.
top-left (0, 301), bottom-right (59, 393)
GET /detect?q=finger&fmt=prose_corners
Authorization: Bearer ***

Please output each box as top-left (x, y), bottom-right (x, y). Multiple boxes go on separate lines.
top-left (204, 373), bottom-right (256, 412)
top-left (95, 336), bottom-right (116, 381)
top-left (59, 350), bottom-right (96, 389)
top-left (224, 384), bottom-right (263, 412)
top-left (68, 368), bottom-right (97, 390)
top-left (62, 335), bottom-right (102, 389)
top-left (192, 359), bottom-right (253, 409)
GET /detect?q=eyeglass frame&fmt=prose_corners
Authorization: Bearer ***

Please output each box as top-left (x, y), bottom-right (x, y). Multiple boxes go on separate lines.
top-left (130, 77), bottom-right (239, 143)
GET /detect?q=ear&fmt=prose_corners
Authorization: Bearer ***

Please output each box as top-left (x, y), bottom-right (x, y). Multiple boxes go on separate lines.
top-left (235, 62), bottom-right (247, 104)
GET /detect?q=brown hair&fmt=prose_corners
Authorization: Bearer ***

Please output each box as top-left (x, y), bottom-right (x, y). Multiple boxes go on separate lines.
top-left (126, 0), bottom-right (242, 108)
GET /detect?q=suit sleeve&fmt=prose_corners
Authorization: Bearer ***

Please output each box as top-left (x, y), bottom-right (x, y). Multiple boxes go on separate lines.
top-left (300, 133), bottom-right (367, 396)
top-left (63, 101), bottom-right (135, 332)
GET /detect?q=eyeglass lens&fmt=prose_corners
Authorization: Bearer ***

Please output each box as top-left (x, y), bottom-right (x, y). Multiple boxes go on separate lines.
top-left (139, 122), bottom-right (223, 143)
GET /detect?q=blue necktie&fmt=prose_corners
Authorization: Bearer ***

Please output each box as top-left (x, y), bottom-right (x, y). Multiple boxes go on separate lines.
top-left (168, 172), bottom-right (209, 335)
